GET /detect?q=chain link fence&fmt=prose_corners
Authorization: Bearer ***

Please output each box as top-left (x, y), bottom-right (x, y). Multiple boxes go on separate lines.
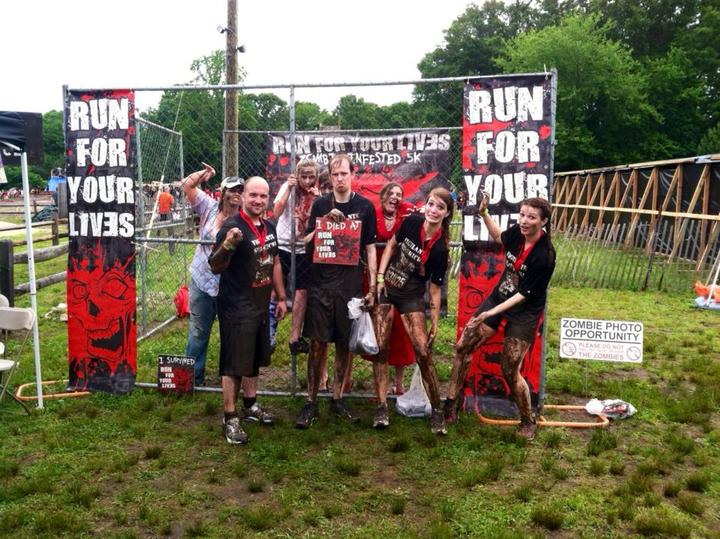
top-left (123, 79), bottom-right (719, 392)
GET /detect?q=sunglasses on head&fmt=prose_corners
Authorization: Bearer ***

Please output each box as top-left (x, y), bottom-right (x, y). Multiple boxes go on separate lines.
top-left (222, 176), bottom-right (244, 191)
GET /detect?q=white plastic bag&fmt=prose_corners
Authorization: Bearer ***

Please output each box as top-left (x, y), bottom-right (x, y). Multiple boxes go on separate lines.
top-left (396, 365), bottom-right (431, 417)
top-left (348, 302), bottom-right (379, 355)
top-left (585, 398), bottom-right (637, 420)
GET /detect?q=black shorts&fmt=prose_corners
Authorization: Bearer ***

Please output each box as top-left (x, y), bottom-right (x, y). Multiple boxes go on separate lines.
top-left (279, 249), bottom-right (311, 290)
top-left (475, 293), bottom-right (542, 344)
top-left (303, 287), bottom-right (356, 344)
top-left (381, 284), bottom-right (425, 315)
top-left (218, 316), bottom-right (270, 377)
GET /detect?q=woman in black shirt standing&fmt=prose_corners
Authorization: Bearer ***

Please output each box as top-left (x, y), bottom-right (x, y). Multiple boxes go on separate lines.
top-left (373, 187), bottom-right (454, 435)
top-left (445, 196), bottom-right (555, 440)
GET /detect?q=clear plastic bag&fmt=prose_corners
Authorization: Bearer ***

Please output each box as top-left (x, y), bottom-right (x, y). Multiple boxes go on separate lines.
top-left (348, 311), bottom-right (379, 355)
top-left (396, 365), bottom-right (431, 418)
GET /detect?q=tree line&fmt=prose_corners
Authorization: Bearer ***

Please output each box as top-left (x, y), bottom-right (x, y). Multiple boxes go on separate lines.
top-left (9, 0), bottom-right (719, 188)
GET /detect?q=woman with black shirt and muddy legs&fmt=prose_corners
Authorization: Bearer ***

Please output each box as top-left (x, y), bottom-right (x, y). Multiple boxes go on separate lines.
top-left (373, 188), bottom-right (454, 434)
top-left (445, 195), bottom-right (556, 440)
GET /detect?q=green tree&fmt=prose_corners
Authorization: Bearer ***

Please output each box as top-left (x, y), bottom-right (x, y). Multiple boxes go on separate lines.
top-left (697, 123), bottom-right (720, 154)
top-left (294, 102), bottom-right (333, 131)
top-left (333, 95), bottom-right (382, 129)
top-left (142, 50), bottom-right (231, 180)
top-left (496, 14), bottom-right (664, 170)
top-left (42, 110), bottom-right (64, 171)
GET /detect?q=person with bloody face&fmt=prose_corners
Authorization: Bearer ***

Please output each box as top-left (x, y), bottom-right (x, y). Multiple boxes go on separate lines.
top-left (273, 158), bottom-right (321, 355)
top-left (295, 154), bottom-right (377, 428)
top-left (209, 177), bottom-right (287, 444)
top-left (445, 195), bottom-right (556, 440)
top-left (363, 182), bottom-right (416, 395)
top-left (373, 187), bottom-right (454, 434)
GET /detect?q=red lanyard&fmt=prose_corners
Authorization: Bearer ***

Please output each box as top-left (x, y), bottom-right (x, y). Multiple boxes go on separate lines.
top-left (239, 209), bottom-right (266, 247)
top-left (420, 224), bottom-right (443, 264)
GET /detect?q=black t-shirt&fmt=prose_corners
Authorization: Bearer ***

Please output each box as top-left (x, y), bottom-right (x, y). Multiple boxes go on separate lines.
top-left (493, 224), bottom-right (556, 316)
top-left (214, 215), bottom-right (278, 321)
top-left (385, 214), bottom-right (449, 295)
top-left (305, 192), bottom-right (377, 291)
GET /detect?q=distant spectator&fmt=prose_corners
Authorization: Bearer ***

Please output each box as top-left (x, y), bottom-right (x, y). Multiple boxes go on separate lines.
top-left (48, 167), bottom-right (66, 204)
top-left (157, 186), bottom-right (176, 252)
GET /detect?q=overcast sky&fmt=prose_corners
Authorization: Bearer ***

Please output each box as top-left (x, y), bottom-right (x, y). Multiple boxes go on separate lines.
top-left (3, 0), bottom-right (478, 115)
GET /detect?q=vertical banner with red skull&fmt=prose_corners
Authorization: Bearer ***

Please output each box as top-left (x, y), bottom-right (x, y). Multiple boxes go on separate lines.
top-left (64, 90), bottom-right (137, 394)
top-left (265, 131), bottom-right (452, 207)
top-left (458, 74), bottom-right (555, 417)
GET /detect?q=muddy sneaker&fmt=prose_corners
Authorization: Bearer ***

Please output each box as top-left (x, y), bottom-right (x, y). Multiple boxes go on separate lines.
top-left (517, 421), bottom-right (537, 441)
top-left (443, 398), bottom-right (459, 424)
top-left (295, 401), bottom-right (317, 429)
top-left (372, 403), bottom-right (390, 429)
top-left (430, 408), bottom-right (448, 436)
top-left (330, 398), bottom-right (360, 424)
top-left (223, 416), bottom-right (249, 445)
top-left (243, 402), bottom-right (274, 425)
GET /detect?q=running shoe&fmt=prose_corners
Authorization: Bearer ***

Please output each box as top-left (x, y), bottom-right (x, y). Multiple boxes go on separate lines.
top-left (223, 416), bottom-right (249, 444)
top-left (443, 397), bottom-right (459, 424)
top-left (243, 402), bottom-right (274, 425)
top-left (330, 398), bottom-right (360, 423)
top-left (430, 408), bottom-right (448, 435)
top-left (372, 403), bottom-right (390, 429)
top-left (517, 421), bottom-right (537, 441)
top-left (295, 401), bottom-right (318, 429)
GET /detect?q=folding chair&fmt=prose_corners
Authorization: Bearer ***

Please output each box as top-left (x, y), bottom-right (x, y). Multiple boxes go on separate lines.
top-left (0, 307), bottom-right (35, 414)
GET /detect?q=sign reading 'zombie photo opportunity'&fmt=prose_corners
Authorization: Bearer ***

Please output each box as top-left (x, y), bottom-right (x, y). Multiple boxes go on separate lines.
top-left (312, 217), bottom-right (362, 266)
top-left (266, 130), bottom-right (451, 208)
top-left (64, 90), bottom-right (137, 395)
top-left (457, 74), bottom-right (555, 417)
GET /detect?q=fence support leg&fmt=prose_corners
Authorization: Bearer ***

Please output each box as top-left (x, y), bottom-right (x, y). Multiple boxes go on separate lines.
top-left (0, 240), bottom-right (14, 306)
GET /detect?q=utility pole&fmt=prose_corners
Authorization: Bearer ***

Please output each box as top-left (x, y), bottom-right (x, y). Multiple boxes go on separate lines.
top-left (224, 0), bottom-right (238, 178)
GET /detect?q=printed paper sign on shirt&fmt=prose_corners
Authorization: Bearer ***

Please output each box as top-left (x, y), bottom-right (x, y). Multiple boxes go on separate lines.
top-left (312, 217), bottom-right (361, 266)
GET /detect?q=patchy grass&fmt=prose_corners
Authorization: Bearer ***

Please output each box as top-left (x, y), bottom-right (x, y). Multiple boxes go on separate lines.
top-left (2, 281), bottom-right (720, 537)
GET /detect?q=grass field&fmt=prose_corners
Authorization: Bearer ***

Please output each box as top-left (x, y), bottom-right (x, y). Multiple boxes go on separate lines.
top-left (1, 240), bottom-right (720, 537)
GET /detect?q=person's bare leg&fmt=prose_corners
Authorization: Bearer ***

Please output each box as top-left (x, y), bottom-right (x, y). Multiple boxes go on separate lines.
top-left (241, 376), bottom-right (257, 399)
top-left (400, 312), bottom-right (441, 408)
top-left (394, 366), bottom-right (406, 394)
top-left (501, 337), bottom-right (533, 428)
top-left (290, 289), bottom-right (307, 343)
top-left (343, 355), bottom-right (354, 393)
top-left (307, 340), bottom-right (325, 403)
top-left (372, 304), bottom-right (394, 405)
top-left (319, 345), bottom-right (329, 390)
top-left (332, 342), bottom-right (351, 401)
top-left (447, 317), bottom-right (496, 400)
top-left (222, 375), bottom-right (242, 413)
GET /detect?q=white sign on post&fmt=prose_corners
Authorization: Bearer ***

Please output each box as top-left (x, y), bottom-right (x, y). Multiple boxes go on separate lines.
top-left (559, 318), bottom-right (643, 363)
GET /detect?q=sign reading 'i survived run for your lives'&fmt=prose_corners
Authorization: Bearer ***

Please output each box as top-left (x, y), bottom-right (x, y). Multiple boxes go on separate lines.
top-left (458, 73), bottom-right (556, 417)
top-left (64, 90), bottom-right (137, 395)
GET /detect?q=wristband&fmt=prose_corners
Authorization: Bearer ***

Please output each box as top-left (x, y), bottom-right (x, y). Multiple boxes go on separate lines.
top-left (376, 275), bottom-right (385, 284)
top-left (223, 242), bottom-right (235, 252)
top-left (480, 208), bottom-right (489, 217)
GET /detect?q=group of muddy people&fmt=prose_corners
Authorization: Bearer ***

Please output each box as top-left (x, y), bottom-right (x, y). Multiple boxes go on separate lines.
top-left (181, 154), bottom-right (555, 445)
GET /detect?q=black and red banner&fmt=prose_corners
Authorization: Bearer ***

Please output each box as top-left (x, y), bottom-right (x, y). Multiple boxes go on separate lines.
top-left (64, 90), bottom-right (137, 394)
top-left (265, 131), bottom-right (452, 207)
top-left (458, 74), bottom-right (555, 417)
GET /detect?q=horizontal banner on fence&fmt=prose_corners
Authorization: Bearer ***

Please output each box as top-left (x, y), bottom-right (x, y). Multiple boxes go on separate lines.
top-left (265, 130), bottom-right (451, 208)
top-left (559, 317), bottom-right (643, 363)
